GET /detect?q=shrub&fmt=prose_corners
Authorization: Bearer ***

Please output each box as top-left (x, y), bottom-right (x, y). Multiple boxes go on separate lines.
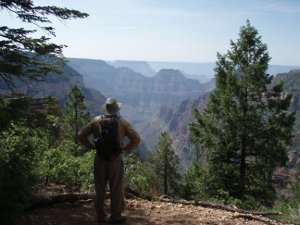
top-left (274, 179), bottom-right (300, 223)
top-left (123, 152), bottom-right (153, 194)
top-left (0, 124), bottom-right (37, 225)
top-left (184, 163), bottom-right (209, 200)
top-left (37, 140), bottom-right (94, 190)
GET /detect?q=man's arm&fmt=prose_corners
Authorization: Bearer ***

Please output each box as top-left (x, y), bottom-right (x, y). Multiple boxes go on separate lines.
top-left (123, 122), bottom-right (141, 152)
top-left (77, 120), bottom-right (96, 149)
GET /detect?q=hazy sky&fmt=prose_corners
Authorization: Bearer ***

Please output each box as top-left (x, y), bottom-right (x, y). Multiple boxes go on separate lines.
top-left (2, 0), bottom-right (300, 65)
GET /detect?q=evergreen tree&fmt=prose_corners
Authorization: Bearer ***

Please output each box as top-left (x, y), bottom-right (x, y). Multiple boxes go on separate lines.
top-left (184, 162), bottom-right (208, 200)
top-left (0, 95), bottom-right (30, 131)
top-left (0, 2), bottom-right (88, 223)
top-left (64, 85), bottom-right (90, 145)
top-left (0, 124), bottom-right (37, 225)
top-left (35, 96), bottom-right (63, 186)
top-left (0, 96), bottom-right (52, 225)
top-left (0, 0), bottom-right (88, 88)
top-left (147, 131), bottom-right (181, 196)
top-left (190, 20), bottom-right (295, 206)
top-left (42, 96), bottom-right (62, 149)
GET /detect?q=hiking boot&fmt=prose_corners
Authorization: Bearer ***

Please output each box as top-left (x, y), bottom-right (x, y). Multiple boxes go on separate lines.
top-left (109, 215), bottom-right (127, 224)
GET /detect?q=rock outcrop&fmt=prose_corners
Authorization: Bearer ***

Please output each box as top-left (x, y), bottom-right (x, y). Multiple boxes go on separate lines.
top-left (158, 94), bottom-right (209, 165)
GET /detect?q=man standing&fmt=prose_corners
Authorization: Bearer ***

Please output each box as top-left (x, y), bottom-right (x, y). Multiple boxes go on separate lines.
top-left (77, 97), bottom-right (140, 224)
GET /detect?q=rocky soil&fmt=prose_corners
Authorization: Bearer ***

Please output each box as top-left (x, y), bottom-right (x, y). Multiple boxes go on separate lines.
top-left (21, 198), bottom-right (284, 225)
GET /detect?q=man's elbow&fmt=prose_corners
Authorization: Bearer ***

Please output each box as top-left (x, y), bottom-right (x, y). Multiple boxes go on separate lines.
top-left (77, 132), bottom-right (86, 145)
top-left (132, 138), bottom-right (141, 150)
top-left (135, 135), bottom-right (141, 147)
top-left (137, 135), bottom-right (141, 144)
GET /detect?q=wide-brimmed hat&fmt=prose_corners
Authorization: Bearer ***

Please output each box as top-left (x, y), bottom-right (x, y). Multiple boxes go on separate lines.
top-left (100, 97), bottom-right (122, 115)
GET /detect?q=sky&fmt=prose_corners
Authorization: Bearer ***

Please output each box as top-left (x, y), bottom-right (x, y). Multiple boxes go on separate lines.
top-left (2, 0), bottom-right (300, 65)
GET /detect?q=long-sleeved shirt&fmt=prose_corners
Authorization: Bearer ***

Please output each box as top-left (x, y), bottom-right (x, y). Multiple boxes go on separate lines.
top-left (77, 115), bottom-right (140, 152)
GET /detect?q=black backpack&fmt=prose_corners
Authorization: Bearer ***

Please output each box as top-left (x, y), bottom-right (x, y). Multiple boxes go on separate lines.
top-left (94, 117), bottom-right (121, 160)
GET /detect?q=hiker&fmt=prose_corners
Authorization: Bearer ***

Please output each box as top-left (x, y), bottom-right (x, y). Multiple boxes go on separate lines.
top-left (77, 97), bottom-right (140, 224)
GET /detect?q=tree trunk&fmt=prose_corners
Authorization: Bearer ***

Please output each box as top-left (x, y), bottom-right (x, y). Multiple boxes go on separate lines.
top-left (240, 136), bottom-right (246, 199)
top-left (239, 97), bottom-right (248, 199)
top-left (74, 102), bottom-right (78, 144)
top-left (164, 149), bottom-right (168, 195)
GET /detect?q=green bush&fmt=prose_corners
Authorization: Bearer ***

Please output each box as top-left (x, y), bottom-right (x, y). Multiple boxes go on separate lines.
top-left (274, 179), bottom-right (300, 223)
top-left (37, 140), bottom-right (94, 190)
top-left (77, 150), bottom-right (95, 190)
top-left (0, 124), bottom-right (37, 225)
top-left (184, 163), bottom-right (209, 200)
top-left (285, 179), bottom-right (300, 223)
top-left (123, 152), bottom-right (153, 194)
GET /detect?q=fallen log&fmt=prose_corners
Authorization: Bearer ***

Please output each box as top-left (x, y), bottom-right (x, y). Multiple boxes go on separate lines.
top-left (155, 198), bottom-right (281, 216)
top-left (25, 191), bottom-right (135, 211)
top-left (25, 192), bottom-right (94, 211)
top-left (233, 214), bottom-right (278, 225)
top-left (124, 187), bottom-right (281, 216)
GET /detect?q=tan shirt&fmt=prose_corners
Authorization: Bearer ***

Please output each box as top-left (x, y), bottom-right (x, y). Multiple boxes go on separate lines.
top-left (77, 115), bottom-right (140, 152)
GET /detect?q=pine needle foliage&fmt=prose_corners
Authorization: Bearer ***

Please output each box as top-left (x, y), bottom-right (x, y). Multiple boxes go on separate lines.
top-left (0, 0), bottom-right (88, 88)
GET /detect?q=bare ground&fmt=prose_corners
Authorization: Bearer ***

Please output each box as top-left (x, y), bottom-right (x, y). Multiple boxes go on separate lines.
top-left (21, 198), bottom-right (284, 225)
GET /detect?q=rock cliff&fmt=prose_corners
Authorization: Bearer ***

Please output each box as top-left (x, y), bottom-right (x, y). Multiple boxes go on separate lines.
top-left (158, 94), bottom-right (209, 165)
top-left (272, 69), bottom-right (300, 111)
top-left (272, 69), bottom-right (300, 166)
top-left (0, 64), bottom-right (106, 116)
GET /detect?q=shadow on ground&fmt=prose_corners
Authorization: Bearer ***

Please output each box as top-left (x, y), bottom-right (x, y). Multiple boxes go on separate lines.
top-left (21, 201), bottom-right (155, 225)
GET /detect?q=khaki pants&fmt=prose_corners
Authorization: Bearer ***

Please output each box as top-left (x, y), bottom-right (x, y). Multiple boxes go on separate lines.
top-left (93, 154), bottom-right (125, 219)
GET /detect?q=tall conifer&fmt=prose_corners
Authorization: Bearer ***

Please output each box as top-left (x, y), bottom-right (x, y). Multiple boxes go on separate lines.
top-left (147, 131), bottom-right (181, 196)
top-left (190, 20), bottom-right (295, 206)
top-left (64, 85), bottom-right (90, 145)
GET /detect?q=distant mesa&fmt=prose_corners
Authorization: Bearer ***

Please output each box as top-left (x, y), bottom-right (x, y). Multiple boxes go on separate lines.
top-left (68, 57), bottom-right (299, 84)
top-left (109, 60), bottom-right (156, 77)
top-left (154, 69), bottom-right (185, 79)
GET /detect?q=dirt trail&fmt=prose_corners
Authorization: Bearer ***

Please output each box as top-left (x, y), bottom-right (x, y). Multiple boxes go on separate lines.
top-left (21, 198), bottom-right (283, 225)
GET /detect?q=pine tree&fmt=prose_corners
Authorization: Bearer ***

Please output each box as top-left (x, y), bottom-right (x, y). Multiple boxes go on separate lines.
top-left (0, 95), bottom-right (30, 131)
top-left (42, 96), bottom-right (62, 149)
top-left (147, 131), bottom-right (181, 196)
top-left (0, 0), bottom-right (88, 88)
top-left (0, 96), bottom-right (55, 224)
top-left (64, 85), bottom-right (90, 145)
top-left (190, 20), bottom-right (295, 206)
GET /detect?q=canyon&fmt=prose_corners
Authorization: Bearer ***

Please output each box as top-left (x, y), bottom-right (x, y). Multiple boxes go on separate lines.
top-left (1, 58), bottom-right (299, 166)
